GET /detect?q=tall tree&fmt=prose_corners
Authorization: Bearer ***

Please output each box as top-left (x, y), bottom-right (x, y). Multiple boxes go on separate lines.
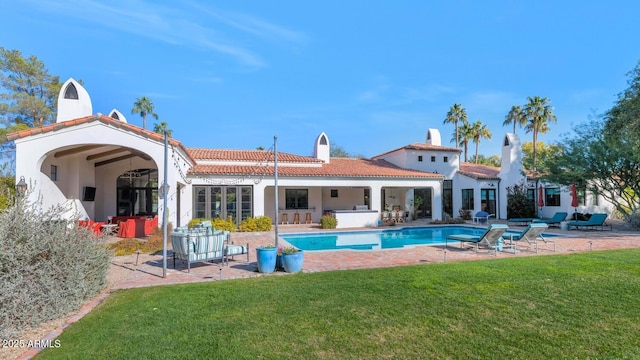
top-left (443, 103), bottom-right (468, 149)
top-left (131, 96), bottom-right (158, 130)
top-left (455, 121), bottom-right (474, 162)
top-left (0, 47), bottom-right (61, 128)
top-left (545, 60), bottom-right (640, 226)
top-left (153, 121), bottom-right (173, 138)
top-left (469, 154), bottom-right (501, 167)
top-left (523, 96), bottom-right (557, 172)
top-left (503, 105), bottom-right (527, 134)
top-left (470, 120), bottom-right (492, 164)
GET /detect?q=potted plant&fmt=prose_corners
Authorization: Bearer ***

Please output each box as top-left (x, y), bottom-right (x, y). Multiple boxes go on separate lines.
top-left (256, 244), bottom-right (277, 273)
top-left (280, 246), bottom-right (304, 273)
top-left (413, 195), bottom-right (424, 220)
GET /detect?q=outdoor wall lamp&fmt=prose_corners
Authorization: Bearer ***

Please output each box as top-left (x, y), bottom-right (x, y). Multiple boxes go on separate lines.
top-left (16, 176), bottom-right (27, 197)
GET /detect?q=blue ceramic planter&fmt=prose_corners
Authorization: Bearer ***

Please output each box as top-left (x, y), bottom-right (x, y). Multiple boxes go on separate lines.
top-left (256, 247), bottom-right (277, 273)
top-left (281, 251), bottom-right (304, 273)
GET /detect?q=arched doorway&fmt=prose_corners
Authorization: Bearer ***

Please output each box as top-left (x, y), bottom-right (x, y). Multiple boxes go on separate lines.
top-left (117, 169), bottom-right (158, 216)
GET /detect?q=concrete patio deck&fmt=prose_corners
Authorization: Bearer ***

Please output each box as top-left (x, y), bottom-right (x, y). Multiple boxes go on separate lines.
top-left (106, 220), bottom-right (640, 290)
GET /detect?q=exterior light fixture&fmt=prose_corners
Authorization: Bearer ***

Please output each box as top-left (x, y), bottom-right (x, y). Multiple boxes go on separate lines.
top-left (16, 176), bottom-right (27, 197)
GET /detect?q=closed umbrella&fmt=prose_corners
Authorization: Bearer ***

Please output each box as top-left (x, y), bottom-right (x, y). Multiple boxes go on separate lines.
top-left (537, 185), bottom-right (544, 207)
top-left (570, 184), bottom-right (579, 220)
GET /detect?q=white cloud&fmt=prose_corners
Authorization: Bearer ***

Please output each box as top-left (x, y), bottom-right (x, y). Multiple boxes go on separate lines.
top-left (24, 0), bottom-right (307, 69)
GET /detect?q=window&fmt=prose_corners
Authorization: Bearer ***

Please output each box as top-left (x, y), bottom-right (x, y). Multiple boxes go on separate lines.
top-left (545, 188), bottom-right (561, 206)
top-left (331, 189), bottom-right (338, 197)
top-left (577, 187), bottom-right (586, 206)
top-left (592, 191), bottom-right (599, 206)
top-left (443, 156), bottom-right (448, 162)
top-left (286, 189), bottom-right (308, 209)
top-left (461, 189), bottom-right (474, 210)
top-left (63, 83), bottom-right (78, 99)
top-left (418, 155), bottom-right (423, 162)
top-left (430, 156), bottom-right (436, 162)
top-left (50, 165), bottom-right (58, 181)
top-left (319, 134), bottom-right (327, 145)
top-left (111, 111), bottom-right (120, 120)
top-left (193, 185), bottom-right (253, 224)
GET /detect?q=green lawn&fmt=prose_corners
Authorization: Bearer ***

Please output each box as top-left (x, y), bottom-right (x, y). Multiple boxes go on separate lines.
top-left (39, 249), bottom-right (640, 359)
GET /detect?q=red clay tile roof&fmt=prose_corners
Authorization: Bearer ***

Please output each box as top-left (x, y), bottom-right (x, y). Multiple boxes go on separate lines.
top-left (373, 142), bottom-right (461, 158)
top-left (6, 114), bottom-right (195, 163)
top-left (459, 162), bottom-right (500, 180)
top-left (189, 157), bottom-right (444, 179)
top-left (187, 148), bottom-right (322, 163)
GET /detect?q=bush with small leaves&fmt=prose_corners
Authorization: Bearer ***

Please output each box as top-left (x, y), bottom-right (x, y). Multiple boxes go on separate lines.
top-left (238, 216), bottom-right (272, 232)
top-left (320, 215), bottom-right (338, 229)
top-left (0, 199), bottom-right (111, 339)
top-left (188, 217), bottom-right (236, 232)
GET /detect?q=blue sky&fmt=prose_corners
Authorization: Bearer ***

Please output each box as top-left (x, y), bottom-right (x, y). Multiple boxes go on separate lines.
top-left (3, 1), bottom-right (640, 159)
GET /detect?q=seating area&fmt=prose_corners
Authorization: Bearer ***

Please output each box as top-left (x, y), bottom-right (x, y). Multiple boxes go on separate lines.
top-left (505, 223), bottom-right (555, 253)
top-left (446, 222), bottom-right (557, 255)
top-left (113, 215), bottom-right (158, 238)
top-left (445, 224), bottom-right (508, 255)
top-left (567, 213), bottom-right (612, 230)
top-left (78, 219), bottom-right (105, 236)
top-left (381, 209), bottom-right (406, 224)
top-left (532, 212), bottom-right (568, 227)
top-left (171, 221), bottom-right (249, 272)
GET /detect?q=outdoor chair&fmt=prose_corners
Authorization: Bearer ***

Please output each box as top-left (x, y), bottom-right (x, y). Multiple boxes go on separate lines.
top-left (445, 223), bottom-right (508, 255)
top-left (196, 221), bottom-right (249, 264)
top-left (171, 228), bottom-right (225, 272)
top-left (567, 213), bottom-right (612, 230)
top-left (532, 212), bottom-right (568, 227)
top-left (473, 211), bottom-right (494, 224)
top-left (505, 223), bottom-right (554, 253)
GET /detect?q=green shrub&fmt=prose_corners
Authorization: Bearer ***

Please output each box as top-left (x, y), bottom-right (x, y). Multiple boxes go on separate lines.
top-left (506, 182), bottom-right (536, 218)
top-left (320, 215), bottom-right (338, 229)
top-left (238, 217), bottom-right (258, 232)
top-left (239, 216), bottom-right (272, 232)
top-left (0, 200), bottom-right (111, 339)
top-left (188, 217), bottom-right (236, 232)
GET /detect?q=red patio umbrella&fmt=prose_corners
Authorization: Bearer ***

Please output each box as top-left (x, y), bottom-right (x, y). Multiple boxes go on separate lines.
top-left (570, 184), bottom-right (579, 220)
top-left (537, 185), bottom-right (544, 207)
top-left (570, 184), bottom-right (579, 207)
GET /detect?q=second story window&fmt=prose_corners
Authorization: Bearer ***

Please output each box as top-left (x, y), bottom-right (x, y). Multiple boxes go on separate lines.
top-left (443, 156), bottom-right (448, 162)
top-left (430, 156), bottom-right (436, 162)
top-left (418, 155), bottom-right (423, 162)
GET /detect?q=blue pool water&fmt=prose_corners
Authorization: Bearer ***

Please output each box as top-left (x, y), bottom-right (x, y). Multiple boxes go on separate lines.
top-left (280, 226), bottom-right (554, 251)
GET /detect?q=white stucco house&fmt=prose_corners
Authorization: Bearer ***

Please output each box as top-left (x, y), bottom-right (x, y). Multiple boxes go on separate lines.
top-left (8, 79), bottom-right (612, 230)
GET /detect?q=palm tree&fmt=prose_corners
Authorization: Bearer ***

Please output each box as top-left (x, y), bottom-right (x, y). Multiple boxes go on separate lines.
top-left (455, 121), bottom-right (474, 162)
top-left (153, 121), bottom-right (172, 137)
top-left (443, 103), bottom-right (468, 149)
top-left (470, 120), bottom-right (492, 164)
top-left (131, 96), bottom-right (159, 130)
top-left (503, 105), bottom-right (527, 134)
top-left (523, 96), bottom-right (557, 171)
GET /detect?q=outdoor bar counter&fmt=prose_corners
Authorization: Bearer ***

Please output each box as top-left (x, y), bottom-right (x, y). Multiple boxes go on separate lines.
top-left (331, 209), bottom-right (380, 229)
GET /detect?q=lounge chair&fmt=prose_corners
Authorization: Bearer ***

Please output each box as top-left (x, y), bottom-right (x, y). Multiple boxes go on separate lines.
top-left (532, 212), bottom-right (567, 227)
top-left (505, 223), bottom-right (554, 253)
top-left (445, 224), bottom-right (508, 255)
top-left (567, 213), bottom-right (612, 230)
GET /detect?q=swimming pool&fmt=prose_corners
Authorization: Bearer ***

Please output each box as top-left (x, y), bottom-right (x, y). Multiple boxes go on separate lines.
top-left (280, 226), bottom-right (554, 251)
